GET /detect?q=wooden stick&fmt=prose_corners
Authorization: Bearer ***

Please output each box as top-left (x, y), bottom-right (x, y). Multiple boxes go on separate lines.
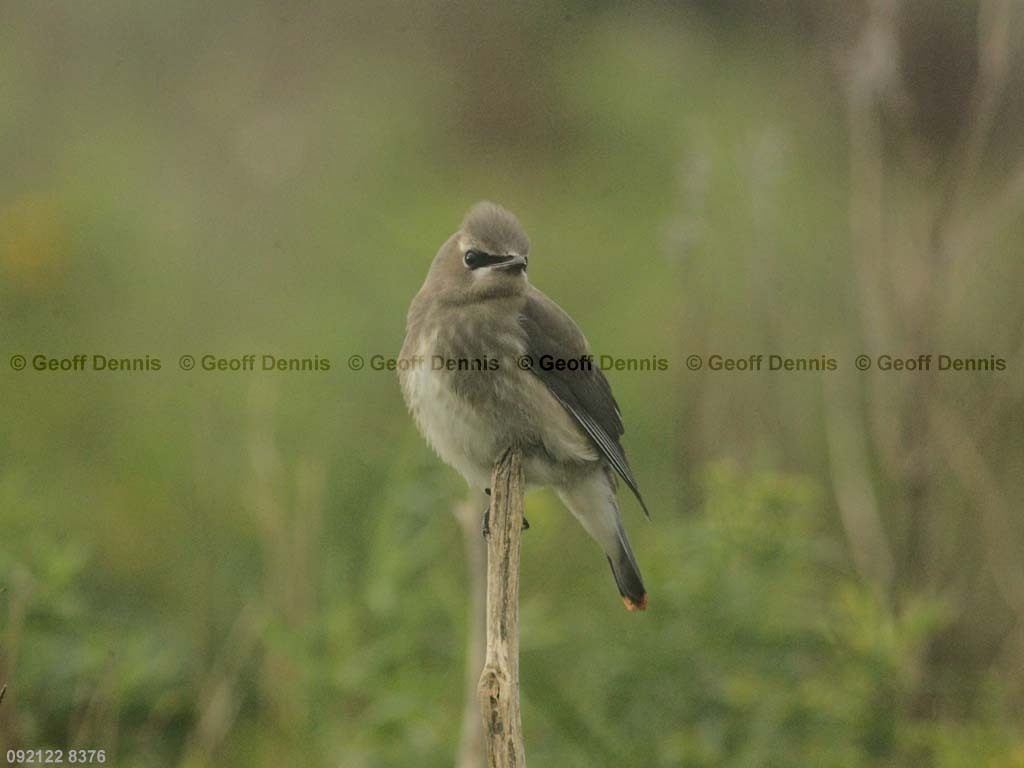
top-left (455, 496), bottom-right (487, 768)
top-left (477, 448), bottom-right (526, 768)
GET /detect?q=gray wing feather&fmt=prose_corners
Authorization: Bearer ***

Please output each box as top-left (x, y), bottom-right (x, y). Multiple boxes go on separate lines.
top-left (520, 289), bottom-right (650, 517)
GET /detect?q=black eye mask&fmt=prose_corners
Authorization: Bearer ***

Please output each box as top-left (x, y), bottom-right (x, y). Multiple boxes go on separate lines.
top-left (463, 249), bottom-right (517, 270)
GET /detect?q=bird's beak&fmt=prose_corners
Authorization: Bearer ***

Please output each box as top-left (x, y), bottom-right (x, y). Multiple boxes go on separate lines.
top-left (491, 254), bottom-right (528, 274)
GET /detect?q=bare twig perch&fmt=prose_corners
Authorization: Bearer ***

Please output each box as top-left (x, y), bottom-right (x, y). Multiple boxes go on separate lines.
top-left (477, 448), bottom-right (526, 768)
top-left (454, 496), bottom-right (487, 768)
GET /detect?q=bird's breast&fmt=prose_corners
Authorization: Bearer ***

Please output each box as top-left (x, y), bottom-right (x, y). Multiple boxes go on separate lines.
top-left (399, 306), bottom-right (598, 489)
top-left (399, 324), bottom-right (511, 489)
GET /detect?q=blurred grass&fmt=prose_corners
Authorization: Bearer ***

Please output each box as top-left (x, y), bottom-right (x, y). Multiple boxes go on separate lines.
top-left (2, 1), bottom-right (1023, 766)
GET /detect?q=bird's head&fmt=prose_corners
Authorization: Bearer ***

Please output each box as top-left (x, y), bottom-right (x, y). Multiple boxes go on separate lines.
top-left (425, 201), bottom-right (531, 304)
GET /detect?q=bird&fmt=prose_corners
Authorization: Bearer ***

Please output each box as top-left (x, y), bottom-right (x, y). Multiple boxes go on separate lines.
top-left (399, 201), bottom-right (648, 612)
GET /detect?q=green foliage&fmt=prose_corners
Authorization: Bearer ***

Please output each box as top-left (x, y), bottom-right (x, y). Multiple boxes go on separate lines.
top-left (6, 464), bottom-right (1020, 766)
top-left (2, 1), bottom-right (1022, 765)
top-left (521, 465), bottom-right (1015, 768)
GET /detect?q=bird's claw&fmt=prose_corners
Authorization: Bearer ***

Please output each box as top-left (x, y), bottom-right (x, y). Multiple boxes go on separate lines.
top-left (480, 505), bottom-right (530, 538)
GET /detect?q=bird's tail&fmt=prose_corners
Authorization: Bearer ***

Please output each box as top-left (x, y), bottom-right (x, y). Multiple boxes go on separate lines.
top-left (606, 523), bottom-right (647, 611)
top-left (557, 468), bottom-right (647, 612)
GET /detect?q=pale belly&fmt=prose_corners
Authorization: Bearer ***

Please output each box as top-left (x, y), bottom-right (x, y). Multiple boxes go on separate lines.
top-left (400, 334), bottom-right (598, 491)
top-left (403, 356), bottom-right (500, 489)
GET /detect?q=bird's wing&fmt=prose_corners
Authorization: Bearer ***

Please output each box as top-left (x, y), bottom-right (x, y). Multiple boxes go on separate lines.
top-left (519, 288), bottom-right (649, 517)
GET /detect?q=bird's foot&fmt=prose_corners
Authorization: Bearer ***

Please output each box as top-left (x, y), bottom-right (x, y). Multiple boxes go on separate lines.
top-left (480, 505), bottom-right (531, 538)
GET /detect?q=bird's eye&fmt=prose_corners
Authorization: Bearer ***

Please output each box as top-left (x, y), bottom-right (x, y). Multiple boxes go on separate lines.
top-left (464, 249), bottom-right (484, 269)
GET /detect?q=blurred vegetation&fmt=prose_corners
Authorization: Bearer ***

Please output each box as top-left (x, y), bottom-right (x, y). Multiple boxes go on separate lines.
top-left (2, 0), bottom-right (1023, 766)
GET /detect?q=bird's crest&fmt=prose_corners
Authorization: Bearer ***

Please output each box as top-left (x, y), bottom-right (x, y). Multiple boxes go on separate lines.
top-left (461, 201), bottom-right (530, 256)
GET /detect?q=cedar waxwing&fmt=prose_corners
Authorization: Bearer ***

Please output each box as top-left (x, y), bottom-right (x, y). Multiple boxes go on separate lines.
top-left (399, 202), bottom-right (648, 611)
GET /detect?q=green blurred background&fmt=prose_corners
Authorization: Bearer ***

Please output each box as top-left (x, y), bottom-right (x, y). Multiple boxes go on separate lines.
top-left (2, 1), bottom-right (1023, 766)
